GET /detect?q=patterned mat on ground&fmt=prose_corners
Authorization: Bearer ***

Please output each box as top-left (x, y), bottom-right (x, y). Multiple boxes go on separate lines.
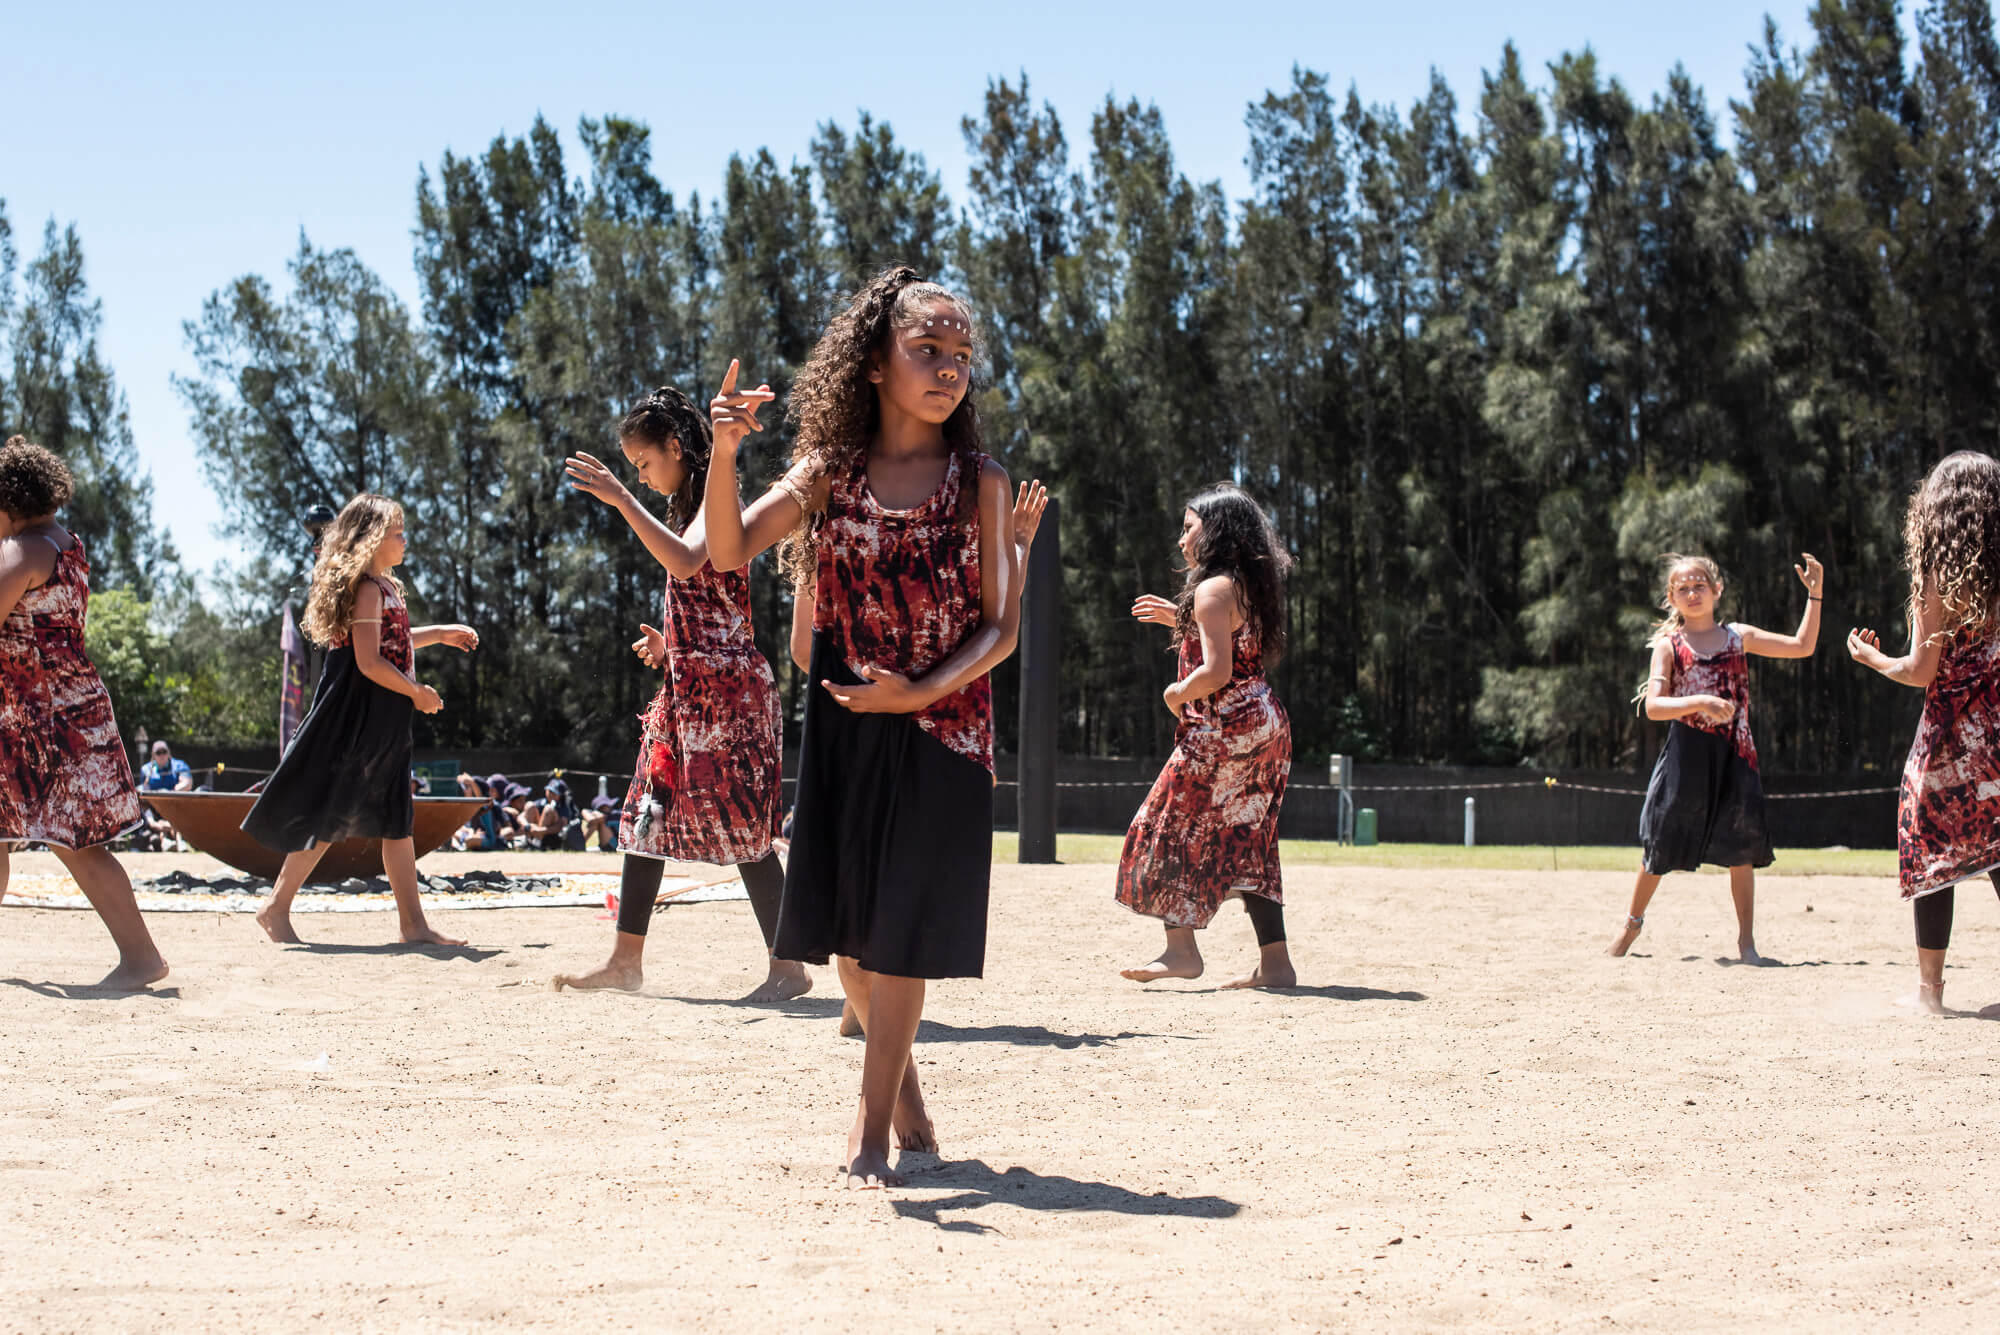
top-left (0, 868), bottom-right (747, 913)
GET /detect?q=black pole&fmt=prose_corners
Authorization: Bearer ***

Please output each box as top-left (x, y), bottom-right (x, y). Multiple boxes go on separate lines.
top-left (1018, 496), bottom-right (1060, 863)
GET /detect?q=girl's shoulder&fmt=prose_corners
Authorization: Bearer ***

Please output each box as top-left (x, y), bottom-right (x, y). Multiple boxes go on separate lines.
top-left (1192, 574), bottom-right (1247, 625)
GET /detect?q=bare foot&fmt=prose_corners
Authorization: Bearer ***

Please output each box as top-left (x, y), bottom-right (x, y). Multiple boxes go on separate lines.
top-left (1221, 961), bottom-right (1297, 989)
top-left (96, 955), bottom-right (169, 990)
top-left (551, 959), bottom-right (644, 992)
top-left (893, 1063), bottom-right (936, 1153)
top-left (743, 960), bottom-right (812, 1003)
top-left (1606, 921), bottom-right (1642, 957)
top-left (1896, 983), bottom-right (1947, 1015)
top-left (844, 1114), bottom-right (903, 1189)
top-left (256, 904), bottom-right (303, 944)
top-left (1739, 939), bottom-right (1766, 966)
top-left (838, 1001), bottom-right (864, 1038)
top-left (402, 924), bottom-right (467, 947)
top-left (1120, 950), bottom-right (1203, 983)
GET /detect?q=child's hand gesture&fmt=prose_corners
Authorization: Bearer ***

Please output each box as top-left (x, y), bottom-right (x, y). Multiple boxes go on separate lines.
top-left (709, 360), bottom-right (775, 454)
top-left (1013, 480), bottom-right (1049, 557)
top-left (1795, 552), bottom-right (1824, 597)
top-left (632, 624), bottom-right (666, 670)
top-left (565, 452), bottom-right (632, 507)
top-left (1132, 594), bottom-right (1176, 627)
top-left (1848, 626), bottom-right (1887, 670)
top-left (823, 664), bottom-right (927, 714)
top-left (436, 625), bottom-right (479, 652)
top-left (413, 684), bottom-right (443, 714)
top-left (1694, 694), bottom-right (1735, 724)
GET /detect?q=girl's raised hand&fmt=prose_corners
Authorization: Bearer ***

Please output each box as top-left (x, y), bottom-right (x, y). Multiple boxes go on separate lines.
top-left (438, 624), bottom-right (479, 652)
top-left (413, 684), bottom-right (443, 715)
top-left (709, 359), bottom-right (775, 454)
top-left (1013, 480), bottom-right (1049, 554)
top-left (1132, 594), bottom-right (1176, 627)
top-left (1847, 626), bottom-right (1886, 668)
top-left (1795, 552), bottom-right (1824, 596)
top-left (822, 664), bottom-right (926, 715)
top-left (565, 452), bottom-right (630, 507)
top-left (631, 624), bottom-right (666, 670)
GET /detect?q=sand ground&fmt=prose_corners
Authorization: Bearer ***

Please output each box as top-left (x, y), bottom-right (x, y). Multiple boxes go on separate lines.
top-left (3, 852), bottom-right (1997, 1332)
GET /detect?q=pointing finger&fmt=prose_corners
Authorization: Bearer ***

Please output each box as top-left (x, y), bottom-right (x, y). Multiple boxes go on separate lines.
top-left (719, 359), bottom-right (740, 396)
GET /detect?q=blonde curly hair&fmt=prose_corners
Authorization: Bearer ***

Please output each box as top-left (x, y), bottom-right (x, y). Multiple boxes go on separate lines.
top-left (301, 494), bottom-right (403, 646)
top-left (1905, 450), bottom-right (2000, 642)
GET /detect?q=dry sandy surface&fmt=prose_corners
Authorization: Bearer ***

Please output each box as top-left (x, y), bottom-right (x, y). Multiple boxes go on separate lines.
top-left (3, 853), bottom-right (1997, 1333)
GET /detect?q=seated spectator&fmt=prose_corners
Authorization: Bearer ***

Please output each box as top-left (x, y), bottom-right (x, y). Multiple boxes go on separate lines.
top-left (524, 778), bottom-right (586, 851)
top-left (455, 772), bottom-right (485, 798)
top-left (136, 740), bottom-right (194, 851)
top-left (583, 795), bottom-right (619, 851)
top-left (411, 769), bottom-right (431, 796)
top-left (140, 741), bottom-right (194, 793)
top-left (452, 781), bottom-right (529, 852)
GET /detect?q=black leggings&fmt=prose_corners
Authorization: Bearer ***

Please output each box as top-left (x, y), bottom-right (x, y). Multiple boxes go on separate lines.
top-left (1241, 892), bottom-right (1286, 947)
top-left (615, 849), bottom-right (786, 948)
top-left (1914, 871), bottom-right (2000, 951)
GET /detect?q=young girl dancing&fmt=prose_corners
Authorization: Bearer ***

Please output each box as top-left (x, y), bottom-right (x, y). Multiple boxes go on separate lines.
top-left (241, 494), bottom-right (479, 946)
top-left (0, 436), bottom-right (167, 988)
top-left (550, 386), bottom-right (803, 1001)
top-left (1608, 550), bottom-right (1823, 962)
top-left (705, 266), bottom-right (1032, 1189)
top-left (1117, 485), bottom-right (1295, 989)
top-left (1850, 451), bottom-right (2000, 1014)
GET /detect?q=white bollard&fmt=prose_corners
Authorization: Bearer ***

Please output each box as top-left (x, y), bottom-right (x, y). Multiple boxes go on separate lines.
top-left (597, 773), bottom-right (609, 801)
top-left (1464, 795), bottom-right (1476, 848)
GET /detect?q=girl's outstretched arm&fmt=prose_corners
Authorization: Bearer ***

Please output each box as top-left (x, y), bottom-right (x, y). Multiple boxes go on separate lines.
top-left (1738, 552), bottom-right (1823, 658)
top-left (1163, 576), bottom-right (1240, 719)
top-left (0, 536), bottom-right (57, 626)
top-left (1643, 637), bottom-right (1735, 724)
top-left (566, 451), bottom-right (708, 579)
top-left (411, 623), bottom-right (479, 651)
top-left (701, 359), bottom-right (822, 572)
top-left (350, 581), bottom-right (441, 714)
top-left (1849, 584), bottom-right (1945, 688)
top-left (823, 462), bottom-right (1021, 714)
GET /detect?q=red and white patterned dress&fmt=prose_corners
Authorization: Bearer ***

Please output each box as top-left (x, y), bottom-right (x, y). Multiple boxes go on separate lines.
top-left (620, 561), bottom-right (783, 865)
top-left (1637, 625), bottom-right (1773, 874)
top-left (1118, 621), bottom-right (1291, 928)
top-left (776, 448), bottom-right (999, 979)
top-left (0, 537), bottom-right (144, 849)
top-left (1898, 626), bottom-right (2000, 899)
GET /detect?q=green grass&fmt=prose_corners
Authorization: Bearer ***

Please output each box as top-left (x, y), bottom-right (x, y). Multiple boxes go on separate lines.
top-left (990, 832), bottom-right (1895, 877)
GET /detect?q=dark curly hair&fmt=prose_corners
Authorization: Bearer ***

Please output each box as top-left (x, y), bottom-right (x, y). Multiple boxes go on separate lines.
top-left (1904, 450), bottom-right (2000, 642)
top-left (619, 385), bottom-right (712, 527)
top-left (778, 265), bottom-right (985, 587)
top-left (1174, 483), bottom-right (1293, 664)
top-left (0, 435), bottom-right (74, 520)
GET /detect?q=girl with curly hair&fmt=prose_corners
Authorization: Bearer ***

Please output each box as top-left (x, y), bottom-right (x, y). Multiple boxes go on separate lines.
top-left (704, 265), bottom-right (1045, 1188)
top-left (1117, 484), bottom-right (1297, 989)
top-left (241, 493), bottom-right (480, 947)
top-left (1851, 450), bottom-right (2000, 1013)
top-left (0, 435), bottom-right (167, 988)
top-left (1608, 549), bottom-right (1823, 962)
top-left (551, 386), bottom-right (805, 1002)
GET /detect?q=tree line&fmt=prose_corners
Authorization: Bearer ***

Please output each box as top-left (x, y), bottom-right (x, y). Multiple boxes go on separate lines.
top-left (4, 0), bottom-right (1997, 777)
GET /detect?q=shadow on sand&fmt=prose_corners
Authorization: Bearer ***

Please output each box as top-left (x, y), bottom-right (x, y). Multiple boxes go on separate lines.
top-left (889, 1159), bottom-right (1242, 1233)
top-left (283, 941), bottom-right (502, 963)
top-left (0, 977), bottom-right (182, 1001)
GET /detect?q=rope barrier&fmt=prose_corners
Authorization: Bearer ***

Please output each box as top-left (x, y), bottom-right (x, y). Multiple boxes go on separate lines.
top-left (990, 776), bottom-right (1898, 800)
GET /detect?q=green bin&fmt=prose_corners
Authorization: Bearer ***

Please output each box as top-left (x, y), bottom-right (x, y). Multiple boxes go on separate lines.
top-left (1355, 807), bottom-right (1378, 847)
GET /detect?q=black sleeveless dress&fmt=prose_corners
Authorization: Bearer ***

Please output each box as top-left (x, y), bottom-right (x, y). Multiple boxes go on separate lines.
top-left (242, 576), bottom-right (417, 851)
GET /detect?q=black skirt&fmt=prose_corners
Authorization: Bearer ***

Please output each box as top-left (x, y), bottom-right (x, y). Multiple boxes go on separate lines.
top-left (241, 646), bottom-right (415, 852)
top-left (1639, 721), bottom-right (1774, 874)
top-left (775, 632), bottom-right (993, 979)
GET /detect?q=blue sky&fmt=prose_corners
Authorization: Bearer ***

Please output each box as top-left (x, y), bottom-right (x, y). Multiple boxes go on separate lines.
top-left (3, 0), bottom-right (1908, 578)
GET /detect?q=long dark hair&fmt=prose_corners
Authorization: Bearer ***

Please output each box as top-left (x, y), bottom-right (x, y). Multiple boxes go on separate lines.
top-left (779, 264), bottom-right (985, 587)
top-left (619, 385), bottom-right (712, 527)
top-left (1174, 483), bottom-right (1293, 663)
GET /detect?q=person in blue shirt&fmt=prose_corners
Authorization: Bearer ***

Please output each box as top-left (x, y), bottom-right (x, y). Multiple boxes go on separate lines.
top-left (138, 740), bottom-right (193, 850)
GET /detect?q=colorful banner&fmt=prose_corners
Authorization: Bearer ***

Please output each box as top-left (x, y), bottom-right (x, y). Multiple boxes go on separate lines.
top-left (279, 600), bottom-right (307, 754)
